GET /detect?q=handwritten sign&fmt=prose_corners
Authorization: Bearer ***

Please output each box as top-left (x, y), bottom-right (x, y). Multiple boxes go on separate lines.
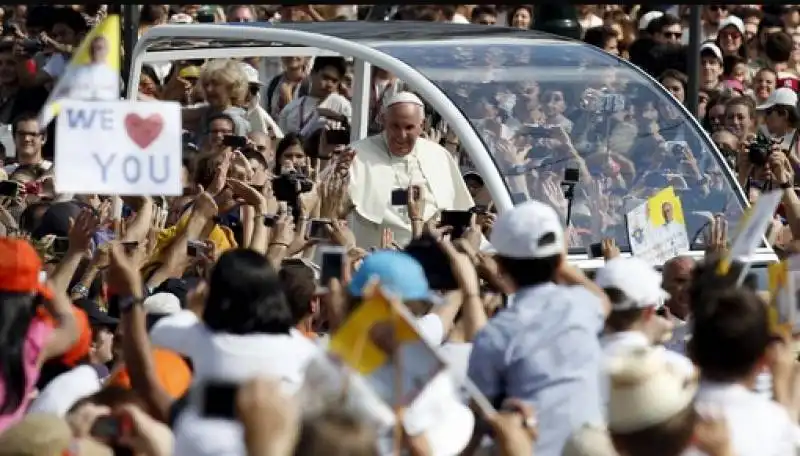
top-left (55, 100), bottom-right (182, 196)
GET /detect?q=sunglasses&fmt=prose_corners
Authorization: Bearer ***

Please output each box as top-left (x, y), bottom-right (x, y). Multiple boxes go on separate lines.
top-left (709, 5), bottom-right (727, 12)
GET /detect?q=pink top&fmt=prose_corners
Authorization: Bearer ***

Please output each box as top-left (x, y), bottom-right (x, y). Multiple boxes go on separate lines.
top-left (0, 318), bottom-right (51, 432)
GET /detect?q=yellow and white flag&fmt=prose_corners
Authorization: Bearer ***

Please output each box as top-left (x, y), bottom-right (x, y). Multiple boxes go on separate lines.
top-left (37, 15), bottom-right (121, 127)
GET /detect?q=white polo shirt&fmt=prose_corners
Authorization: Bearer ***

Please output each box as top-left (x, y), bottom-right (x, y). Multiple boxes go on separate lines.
top-left (150, 310), bottom-right (320, 456)
top-left (682, 381), bottom-right (800, 456)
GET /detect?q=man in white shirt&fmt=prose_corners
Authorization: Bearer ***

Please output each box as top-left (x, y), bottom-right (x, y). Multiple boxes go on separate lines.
top-left (594, 257), bottom-right (694, 408)
top-left (339, 92), bottom-right (473, 248)
top-left (686, 284), bottom-right (800, 456)
top-left (239, 62), bottom-right (283, 139)
top-left (278, 56), bottom-right (351, 134)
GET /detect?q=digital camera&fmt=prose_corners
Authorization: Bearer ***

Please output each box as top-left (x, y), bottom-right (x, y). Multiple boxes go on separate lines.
top-left (272, 170), bottom-right (313, 203)
top-left (747, 132), bottom-right (773, 166)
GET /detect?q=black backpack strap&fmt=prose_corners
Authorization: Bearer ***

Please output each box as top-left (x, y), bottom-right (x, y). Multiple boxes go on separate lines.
top-left (265, 75), bottom-right (282, 114)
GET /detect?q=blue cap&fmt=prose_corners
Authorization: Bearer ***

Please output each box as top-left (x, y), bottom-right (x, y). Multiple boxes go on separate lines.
top-left (348, 250), bottom-right (438, 303)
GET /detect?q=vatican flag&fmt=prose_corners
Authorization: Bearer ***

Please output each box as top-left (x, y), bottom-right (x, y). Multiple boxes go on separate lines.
top-left (37, 15), bottom-right (121, 127)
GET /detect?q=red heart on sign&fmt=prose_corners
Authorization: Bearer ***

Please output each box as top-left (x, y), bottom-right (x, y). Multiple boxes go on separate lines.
top-left (124, 113), bottom-right (164, 149)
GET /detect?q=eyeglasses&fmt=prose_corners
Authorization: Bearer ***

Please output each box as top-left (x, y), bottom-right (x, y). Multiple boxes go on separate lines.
top-left (663, 32), bottom-right (683, 39)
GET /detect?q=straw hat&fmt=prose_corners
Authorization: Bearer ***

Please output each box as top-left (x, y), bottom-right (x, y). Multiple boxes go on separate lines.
top-left (0, 413), bottom-right (112, 456)
top-left (606, 346), bottom-right (698, 433)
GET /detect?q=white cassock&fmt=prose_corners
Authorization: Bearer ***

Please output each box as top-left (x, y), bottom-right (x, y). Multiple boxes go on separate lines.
top-left (55, 63), bottom-right (119, 101)
top-left (348, 133), bottom-right (474, 248)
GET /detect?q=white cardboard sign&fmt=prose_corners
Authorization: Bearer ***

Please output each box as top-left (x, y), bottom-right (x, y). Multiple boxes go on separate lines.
top-left (55, 100), bottom-right (182, 196)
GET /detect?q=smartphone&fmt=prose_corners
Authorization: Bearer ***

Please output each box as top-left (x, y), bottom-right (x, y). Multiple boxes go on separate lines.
top-left (222, 135), bottom-right (248, 149)
top-left (391, 186), bottom-right (419, 206)
top-left (391, 188), bottom-right (409, 206)
top-left (263, 214), bottom-right (277, 227)
top-left (199, 382), bottom-right (238, 419)
top-left (89, 415), bottom-right (131, 440)
top-left (664, 140), bottom-right (689, 155)
top-left (0, 180), bottom-right (20, 197)
top-left (320, 245), bottom-right (346, 284)
top-left (588, 242), bottom-right (602, 259)
top-left (404, 234), bottom-right (459, 291)
top-left (519, 124), bottom-right (553, 138)
top-left (325, 129), bottom-right (351, 146)
top-left (308, 218), bottom-right (332, 241)
top-left (52, 237), bottom-right (70, 255)
top-left (440, 210), bottom-right (473, 239)
top-left (187, 240), bottom-right (207, 257)
top-left (121, 241), bottom-right (139, 254)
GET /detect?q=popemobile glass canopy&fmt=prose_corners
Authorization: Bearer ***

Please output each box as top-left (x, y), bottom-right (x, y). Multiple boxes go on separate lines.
top-left (132, 21), bottom-right (770, 268)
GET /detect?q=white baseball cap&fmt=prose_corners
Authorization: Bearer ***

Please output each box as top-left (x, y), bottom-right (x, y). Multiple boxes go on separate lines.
top-left (718, 15), bottom-right (745, 35)
top-left (606, 346), bottom-right (698, 433)
top-left (239, 62), bottom-right (262, 86)
top-left (595, 257), bottom-right (669, 310)
top-left (142, 292), bottom-right (181, 315)
top-left (638, 10), bottom-right (664, 31)
top-left (490, 200), bottom-right (565, 259)
top-left (757, 87), bottom-right (799, 111)
top-left (700, 42), bottom-right (723, 62)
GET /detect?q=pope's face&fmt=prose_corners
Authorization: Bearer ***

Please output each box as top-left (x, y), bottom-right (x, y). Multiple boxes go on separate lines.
top-left (385, 103), bottom-right (423, 157)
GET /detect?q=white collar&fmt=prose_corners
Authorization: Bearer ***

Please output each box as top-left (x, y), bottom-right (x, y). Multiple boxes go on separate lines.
top-left (601, 330), bottom-right (649, 347)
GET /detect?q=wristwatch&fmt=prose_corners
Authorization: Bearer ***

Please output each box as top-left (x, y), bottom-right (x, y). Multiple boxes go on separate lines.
top-left (779, 181), bottom-right (793, 189)
top-left (70, 284), bottom-right (89, 299)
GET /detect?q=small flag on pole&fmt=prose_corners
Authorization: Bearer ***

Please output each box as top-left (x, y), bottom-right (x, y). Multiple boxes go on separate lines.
top-left (37, 15), bottom-right (121, 127)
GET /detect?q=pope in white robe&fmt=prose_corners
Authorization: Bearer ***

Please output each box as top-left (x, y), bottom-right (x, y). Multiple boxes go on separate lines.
top-left (53, 35), bottom-right (119, 102)
top-left (345, 92), bottom-right (474, 248)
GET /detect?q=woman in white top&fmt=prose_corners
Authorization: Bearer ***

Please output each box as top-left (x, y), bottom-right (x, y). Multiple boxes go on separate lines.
top-left (150, 248), bottom-right (320, 456)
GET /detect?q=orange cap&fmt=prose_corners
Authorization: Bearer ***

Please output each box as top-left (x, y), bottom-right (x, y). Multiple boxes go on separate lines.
top-left (37, 305), bottom-right (92, 367)
top-left (0, 238), bottom-right (53, 300)
top-left (109, 349), bottom-right (192, 398)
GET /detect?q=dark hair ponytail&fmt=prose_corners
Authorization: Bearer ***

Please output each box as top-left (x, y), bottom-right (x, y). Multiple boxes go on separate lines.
top-left (0, 292), bottom-right (37, 414)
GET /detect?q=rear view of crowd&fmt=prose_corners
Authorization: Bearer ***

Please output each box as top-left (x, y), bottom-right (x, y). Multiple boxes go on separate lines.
top-left (0, 4), bottom-right (799, 456)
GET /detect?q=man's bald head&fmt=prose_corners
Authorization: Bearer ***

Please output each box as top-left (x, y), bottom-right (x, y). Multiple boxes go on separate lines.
top-left (663, 256), bottom-right (695, 277)
top-left (662, 256), bottom-right (696, 320)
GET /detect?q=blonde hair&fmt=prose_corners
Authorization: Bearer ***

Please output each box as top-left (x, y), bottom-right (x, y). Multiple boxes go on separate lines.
top-left (199, 59), bottom-right (249, 107)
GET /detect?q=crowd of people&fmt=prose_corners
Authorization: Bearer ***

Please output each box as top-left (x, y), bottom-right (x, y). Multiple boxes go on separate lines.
top-left (0, 3), bottom-right (798, 456)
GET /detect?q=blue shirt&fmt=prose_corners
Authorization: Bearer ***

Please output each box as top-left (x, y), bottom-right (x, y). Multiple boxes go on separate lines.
top-left (467, 283), bottom-right (605, 456)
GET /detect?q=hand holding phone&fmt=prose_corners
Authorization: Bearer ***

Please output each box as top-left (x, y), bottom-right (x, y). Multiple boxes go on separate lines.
top-left (391, 188), bottom-right (409, 206)
top-left (0, 181), bottom-right (21, 198)
top-left (222, 135), bottom-right (248, 149)
top-left (90, 414), bottom-right (133, 442)
top-left (52, 237), bottom-right (70, 255)
top-left (308, 218), bottom-right (332, 241)
top-left (320, 245), bottom-right (346, 285)
top-left (440, 210), bottom-right (473, 239)
top-left (187, 240), bottom-right (210, 257)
